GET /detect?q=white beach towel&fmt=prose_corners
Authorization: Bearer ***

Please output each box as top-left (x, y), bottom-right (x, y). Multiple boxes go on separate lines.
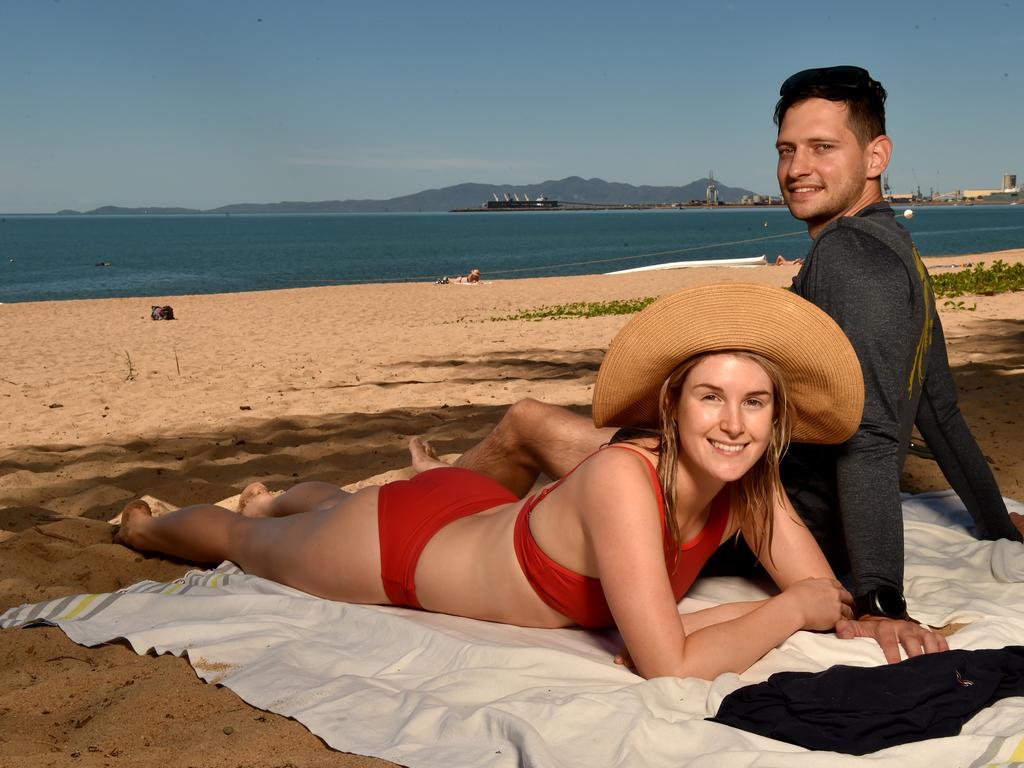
top-left (4, 491), bottom-right (1024, 767)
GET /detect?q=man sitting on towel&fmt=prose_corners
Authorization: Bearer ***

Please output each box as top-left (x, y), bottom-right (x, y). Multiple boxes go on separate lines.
top-left (440, 66), bottom-right (1024, 663)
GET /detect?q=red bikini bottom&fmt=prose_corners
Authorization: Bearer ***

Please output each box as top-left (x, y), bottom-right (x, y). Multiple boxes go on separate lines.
top-left (377, 467), bottom-right (517, 608)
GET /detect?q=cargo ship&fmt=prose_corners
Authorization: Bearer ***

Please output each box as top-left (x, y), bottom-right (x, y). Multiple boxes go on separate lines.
top-left (484, 193), bottom-right (559, 210)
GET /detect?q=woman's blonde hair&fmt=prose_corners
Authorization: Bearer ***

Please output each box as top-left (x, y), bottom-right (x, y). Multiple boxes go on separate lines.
top-left (649, 351), bottom-right (793, 566)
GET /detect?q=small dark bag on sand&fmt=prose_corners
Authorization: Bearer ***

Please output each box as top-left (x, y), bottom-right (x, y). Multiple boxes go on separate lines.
top-left (708, 646), bottom-right (1024, 754)
top-left (151, 305), bottom-right (175, 320)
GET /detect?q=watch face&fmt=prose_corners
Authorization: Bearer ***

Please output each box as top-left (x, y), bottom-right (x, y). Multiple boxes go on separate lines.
top-left (875, 587), bottom-right (907, 617)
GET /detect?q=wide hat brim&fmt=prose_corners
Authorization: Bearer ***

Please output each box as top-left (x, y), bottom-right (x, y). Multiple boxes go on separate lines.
top-left (592, 283), bottom-right (864, 444)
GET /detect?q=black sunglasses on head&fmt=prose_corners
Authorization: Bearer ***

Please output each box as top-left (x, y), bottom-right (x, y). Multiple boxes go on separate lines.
top-left (779, 66), bottom-right (875, 95)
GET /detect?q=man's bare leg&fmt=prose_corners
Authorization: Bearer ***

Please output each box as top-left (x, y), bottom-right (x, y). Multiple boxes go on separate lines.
top-left (454, 398), bottom-right (614, 496)
top-left (409, 437), bottom-right (450, 473)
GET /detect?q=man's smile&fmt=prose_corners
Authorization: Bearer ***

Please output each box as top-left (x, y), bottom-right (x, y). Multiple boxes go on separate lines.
top-left (786, 184), bottom-right (825, 199)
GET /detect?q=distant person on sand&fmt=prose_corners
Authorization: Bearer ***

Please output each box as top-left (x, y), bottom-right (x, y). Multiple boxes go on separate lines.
top-left (435, 268), bottom-right (481, 285)
top-left (454, 268), bottom-right (482, 283)
top-left (426, 65), bottom-right (1022, 660)
top-left (113, 284), bottom-right (947, 680)
top-left (774, 255), bottom-right (803, 266)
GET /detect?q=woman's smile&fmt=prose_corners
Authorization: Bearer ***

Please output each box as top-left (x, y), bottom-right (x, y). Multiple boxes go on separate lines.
top-left (708, 439), bottom-right (748, 455)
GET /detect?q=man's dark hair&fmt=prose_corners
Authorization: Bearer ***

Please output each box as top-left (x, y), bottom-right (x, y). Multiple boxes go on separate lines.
top-left (773, 66), bottom-right (887, 145)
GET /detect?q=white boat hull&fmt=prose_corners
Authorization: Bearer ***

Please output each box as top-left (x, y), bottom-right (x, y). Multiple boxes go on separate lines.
top-left (605, 255), bottom-right (767, 274)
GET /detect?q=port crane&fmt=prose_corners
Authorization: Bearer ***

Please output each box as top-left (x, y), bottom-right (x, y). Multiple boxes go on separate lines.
top-left (705, 170), bottom-right (719, 207)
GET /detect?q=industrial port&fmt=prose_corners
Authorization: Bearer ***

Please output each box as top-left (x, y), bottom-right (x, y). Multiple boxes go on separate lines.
top-left (453, 172), bottom-right (1019, 212)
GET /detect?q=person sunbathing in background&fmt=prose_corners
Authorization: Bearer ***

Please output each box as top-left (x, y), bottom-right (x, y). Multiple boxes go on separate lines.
top-left (113, 284), bottom-right (947, 681)
top-left (774, 255), bottom-right (804, 266)
top-left (436, 267), bottom-right (482, 284)
top-left (458, 267), bottom-right (482, 283)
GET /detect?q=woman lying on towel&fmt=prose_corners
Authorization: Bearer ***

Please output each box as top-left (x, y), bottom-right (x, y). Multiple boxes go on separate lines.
top-left (114, 283), bottom-right (947, 680)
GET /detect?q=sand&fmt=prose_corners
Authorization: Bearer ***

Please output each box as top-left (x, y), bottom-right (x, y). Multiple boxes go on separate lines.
top-left (1, 249), bottom-right (1023, 767)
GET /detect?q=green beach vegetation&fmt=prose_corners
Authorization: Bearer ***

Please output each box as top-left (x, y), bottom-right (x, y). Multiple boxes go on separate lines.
top-left (494, 261), bottom-right (1023, 322)
top-left (930, 260), bottom-right (1024, 298)
top-left (493, 297), bottom-right (657, 321)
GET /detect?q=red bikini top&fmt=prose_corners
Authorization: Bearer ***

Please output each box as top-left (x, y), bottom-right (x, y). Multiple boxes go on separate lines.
top-left (512, 444), bottom-right (731, 629)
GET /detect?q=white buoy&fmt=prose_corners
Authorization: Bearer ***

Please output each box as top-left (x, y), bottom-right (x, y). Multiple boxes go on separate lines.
top-left (903, 209), bottom-right (914, 219)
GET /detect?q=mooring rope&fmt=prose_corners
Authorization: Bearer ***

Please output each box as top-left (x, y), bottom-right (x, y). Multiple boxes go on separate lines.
top-left (320, 228), bottom-right (807, 285)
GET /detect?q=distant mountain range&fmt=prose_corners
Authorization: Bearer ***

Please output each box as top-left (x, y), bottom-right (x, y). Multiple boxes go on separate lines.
top-left (56, 176), bottom-right (759, 215)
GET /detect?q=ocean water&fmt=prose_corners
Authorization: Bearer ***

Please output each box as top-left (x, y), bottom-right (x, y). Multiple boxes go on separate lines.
top-left (1, 205), bottom-right (1021, 303)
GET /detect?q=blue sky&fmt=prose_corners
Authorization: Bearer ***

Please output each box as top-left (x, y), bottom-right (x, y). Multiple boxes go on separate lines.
top-left (1, 0), bottom-right (1021, 213)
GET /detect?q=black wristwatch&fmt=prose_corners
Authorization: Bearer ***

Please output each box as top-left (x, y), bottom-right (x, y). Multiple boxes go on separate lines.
top-left (853, 587), bottom-right (908, 620)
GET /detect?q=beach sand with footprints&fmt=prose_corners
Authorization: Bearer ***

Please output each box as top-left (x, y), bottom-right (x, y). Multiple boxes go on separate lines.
top-left (1, 249), bottom-right (1023, 766)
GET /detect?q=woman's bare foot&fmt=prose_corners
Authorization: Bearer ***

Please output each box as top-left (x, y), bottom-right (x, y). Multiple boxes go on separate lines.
top-left (409, 437), bottom-right (450, 473)
top-left (238, 482), bottom-right (274, 517)
top-left (113, 499), bottom-right (153, 548)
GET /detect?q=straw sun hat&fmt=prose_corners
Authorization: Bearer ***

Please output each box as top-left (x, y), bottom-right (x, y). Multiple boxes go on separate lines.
top-left (591, 283), bottom-right (864, 444)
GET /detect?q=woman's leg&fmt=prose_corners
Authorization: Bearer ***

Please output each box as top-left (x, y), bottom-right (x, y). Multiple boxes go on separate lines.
top-left (115, 487), bottom-right (388, 604)
top-left (116, 499), bottom-right (247, 563)
top-left (240, 481), bottom-right (349, 518)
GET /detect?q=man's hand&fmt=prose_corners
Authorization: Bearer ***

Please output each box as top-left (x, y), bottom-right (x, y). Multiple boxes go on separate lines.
top-left (835, 616), bottom-right (948, 663)
top-left (1011, 511), bottom-right (1024, 539)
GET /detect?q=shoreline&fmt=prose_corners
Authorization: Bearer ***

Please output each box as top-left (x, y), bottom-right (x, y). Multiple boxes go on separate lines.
top-left (2, 246), bottom-right (1023, 308)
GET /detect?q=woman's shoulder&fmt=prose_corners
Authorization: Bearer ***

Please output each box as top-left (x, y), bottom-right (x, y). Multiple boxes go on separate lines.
top-left (566, 444), bottom-right (666, 544)
top-left (587, 441), bottom-right (658, 471)
top-left (568, 443), bottom-right (661, 502)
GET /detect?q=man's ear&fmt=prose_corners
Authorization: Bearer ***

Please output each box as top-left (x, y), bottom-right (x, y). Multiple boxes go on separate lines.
top-left (865, 135), bottom-right (893, 180)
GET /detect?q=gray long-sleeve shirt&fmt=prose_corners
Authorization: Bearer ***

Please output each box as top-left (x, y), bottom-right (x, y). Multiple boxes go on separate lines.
top-left (781, 203), bottom-right (1020, 596)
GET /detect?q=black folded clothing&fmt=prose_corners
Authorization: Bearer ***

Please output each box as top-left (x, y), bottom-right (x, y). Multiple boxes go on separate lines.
top-left (708, 646), bottom-right (1024, 754)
